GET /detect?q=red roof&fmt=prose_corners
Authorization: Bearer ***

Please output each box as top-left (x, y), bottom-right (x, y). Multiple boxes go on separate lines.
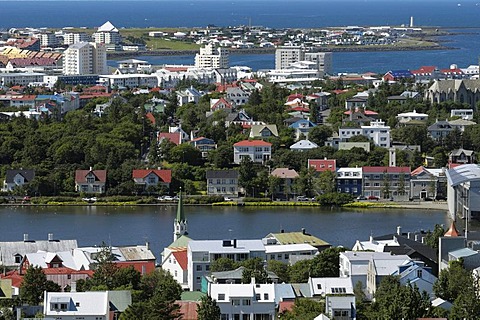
top-left (11, 95), bottom-right (36, 101)
top-left (158, 132), bottom-right (182, 145)
top-left (0, 270), bottom-right (23, 288)
top-left (441, 68), bottom-right (463, 74)
top-left (289, 106), bottom-right (310, 112)
top-left (146, 112), bottom-right (156, 125)
top-left (234, 140), bottom-right (272, 147)
top-left (344, 109), bottom-right (378, 116)
top-left (43, 268), bottom-right (94, 276)
top-left (132, 169), bottom-right (172, 183)
top-left (411, 66), bottom-right (436, 74)
top-left (176, 301), bottom-right (198, 320)
top-left (164, 67), bottom-right (189, 72)
top-left (278, 301), bottom-right (295, 314)
top-left (444, 221), bottom-right (460, 237)
top-left (75, 169), bottom-right (107, 183)
top-left (172, 250), bottom-right (188, 270)
top-left (332, 89), bottom-right (349, 95)
top-left (362, 166), bottom-right (410, 173)
top-left (286, 93), bottom-right (304, 102)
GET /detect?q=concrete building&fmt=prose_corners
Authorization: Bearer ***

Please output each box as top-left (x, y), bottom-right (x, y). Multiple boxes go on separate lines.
top-left (63, 32), bottom-right (90, 45)
top-left (275, 46), bottom-right (332, 75)
top-left (336, 167), bottom-right (362, 196)
top-left (233, 140), bottom-right (271, 164)
top-left (194, 43), bottom-right (229, 69)
top-left (63, 42), bottom-right (107, 75)
top-left (93, 21), bottom-right (121, 45)
top-left (446, 164), bottom-right (480, 221)
top-left (362, 166), bottom-right (411, 199)
top-left (206, 170), bottom-right (239, 197)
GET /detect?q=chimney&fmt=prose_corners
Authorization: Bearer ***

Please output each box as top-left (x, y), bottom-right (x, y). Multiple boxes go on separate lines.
top-left (251, 277), bottom-right (255, 285)
top-left (369, 235), bottom-right (374, 243)
top-left (48, 233), bottom-right (54, 241)
top-left (23, 233), bottom-right (28, 242)
top-left (407, 232), bottom-right (412, 239)
top-left (145, 241), bottom-right (150, 250)
top-left (89, 166), bottom-right (93, 171)
top-left (233, 239), bottom-right (237, 248)
top-left (397, 226), bottom-right (402, 235)
top-left (71, 281), bottom-right (77, 292)
top-left (421, 237), bottom-right (425, 244)
top-left (302, 228), bottom-right (306, 234)
top-left (415, 234), bottom-right (419, 242)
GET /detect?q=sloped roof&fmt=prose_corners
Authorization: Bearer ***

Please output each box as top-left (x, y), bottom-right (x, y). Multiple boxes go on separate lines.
top-left (446, 164), bottom-right (480, 187)
top-left (206, 170), bottom-right (238, 179)
top-left (132, 169), bottom-right (172, 183)
top-left (234, 140), bottom-right (271, 147)
top-left (176, 301), bottom-right (199, 320)
top-left (5, 169), bottom-right (35, 183)
top-left (75, 169), bottom-right (107, 183)
top-left (444, 221), bottom-right (460, 237)
top-left (168, 235), bottom-right (192, 250)
top-left (266, 231), bottom-right (330, 247)
top-left (172, 250), bottom-right (188, 270)
top-left (250, 124), bottom-right (278, 137)
top-left (271, 168), bottom-right (299, 179)
top-left (97, 21), bottom-right (119, 33)
top-left (118, 245), bottom-right (156, 261)
top-left (158, 132), bottom-right (181, 145)
top-left (290, 140), bottom-right (318, 150)
top-left (363, 166), bottom-right (410, 173)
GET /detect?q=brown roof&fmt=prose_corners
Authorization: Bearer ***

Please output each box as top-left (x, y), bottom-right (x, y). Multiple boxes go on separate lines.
top-left (176, 301), bottom-right (198, 320)
top-left (444, 221), bottom-right (460, 237)
top-left (75, 169), bottom-right (107, 183)
top-left (271, 168), bottom-right (299, 179)
top-left (158, 132), bottom-right (181, 145)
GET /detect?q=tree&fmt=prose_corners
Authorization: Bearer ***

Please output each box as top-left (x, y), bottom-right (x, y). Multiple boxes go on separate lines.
top-left (88, 244), bottom-right (120, 290)
top-left (424, 224), bottom-right (445, 251)
top-left (20, 266), bottom-right (59, 305)
top-left (197, 295), bottom-right (221, 320)
top-left (309, 247), bottom-right (346, 278)
top-left (279, 298), bottom-right (324, 320)
top-left (238, 156), bottom-right (257, 196)
top-left (308, 125), bottom-right (333, 146)
top-left (317, 170), bottom-right (336, 194)
top-left (288, 259), bottom-right (312, 283)
top-left (382, 170), bottom-right (391, 199)
top-left (0, 308), bottom-right (14, 320)
top-left (210, 257), bottom-right (237, 272)
top-left (267, 260), bottom-right (289, 283)
top-left (295, 166), bottom-right (317, 197)
top-left (434, 260), bottom-right (475, 302)
top-left (240, 258), bottom-right (269, 284)
top-left (398, 173), bottom-right (406, 196)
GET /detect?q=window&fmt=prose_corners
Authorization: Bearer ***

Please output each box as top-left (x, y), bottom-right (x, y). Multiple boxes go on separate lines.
top-left (232, 299), bottom-right (240, 306)
top-left (196, 277), bottom-right (201, 283)
top-left (270, 254), bottom-right (275, 260)
top-left (218, 294), bottom-right (225, 301)
top-left (243, 315), bottom-right (250, 320)
top-left (67, 275), bottom-right (71, 279)
top-left (221, 315), bottom-right (228, 320)
top-left (87, 177), bottom-right (95, 183)
top-left (417, 270), bottom-right (423, 278)
top-left (14, 255), bottom-right (22, 264)
top-left (75, 302), bottom-right (80, 307)
top-left (174, 270), bottom-right (177, 277)
top-left (255, 293), bottom-right (261, 300)
top-left (242, 299), bottom-right (251, 305)
top-left (284, 254), bottom-right (289, 260)
top-left (234, 315), bottom-right (240, 320)
top-left (206, 265), bottom-right (210, 271)
top-left (264, 293), bottom-right (269, 300)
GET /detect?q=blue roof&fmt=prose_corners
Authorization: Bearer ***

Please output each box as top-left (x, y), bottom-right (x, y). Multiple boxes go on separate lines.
top-left (387, 70), bottom-right (413, 77)
top-left (289, 119), bottom-right (317, 129)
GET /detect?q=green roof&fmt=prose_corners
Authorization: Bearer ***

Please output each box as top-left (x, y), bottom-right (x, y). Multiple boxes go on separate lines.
top-left (168, 235), bottom-right (192, 249)
top-left (269, 232), bottom-right (330, 246)
top-left (181, 291), bottom-right (206, 301)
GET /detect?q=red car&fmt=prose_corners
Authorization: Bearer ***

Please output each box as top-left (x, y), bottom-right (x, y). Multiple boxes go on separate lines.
top-left (367, 195), bottom-right (379, 201)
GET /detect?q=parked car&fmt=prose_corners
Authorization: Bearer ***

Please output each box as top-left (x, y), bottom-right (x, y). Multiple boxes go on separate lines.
top-left (296, 196), bottom-right (309, 201)
top-left (224, 197), bottom-right (234, 201)
top-left (367, 195), bottom-right (379, 201)
top-left (356, 195), bottom-right (366, 200)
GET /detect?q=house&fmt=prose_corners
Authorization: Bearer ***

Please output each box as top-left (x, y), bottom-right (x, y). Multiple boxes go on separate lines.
top-left (43, 290), bottom-right (131, 320)
top-left (203, 266), bottom-right (279, 293)
top-left (189, 137), bottom-right (216, 158)
top-left (448, 118), bottom-right (476, 132)
top-left (177, 86), bottom-right (204, 106)
top-left (308, 277), bottom-right (356, 319)
top-left (0, 234), bottom-right (77, 268)
top-left (306, 92), bottom-right (330, 111)
top-left (382, 70), bottom-right (413, 82)
top-left (233, 140), bottom-right (272, 164)
top-left (345, 96), bottom-right (367, 110)
top-left (338, 142), bottom-right (370, 152)
top-left (428, 120), bottom-right (453, 140)
top-left (336, 167), bottom-right (362, 196)
top-left (343, 108), bottom-right (378, 126)
top-left (210, 97), bottom-right (233, 112)
top-left (290, 139), bottom-right (318, 151)
top-left (75, 168), bottom-right (107, 194)
top-left (449, 148), bottom-right (475, 166)
top-left (308, 159), bottom-right (337, 173)
top-left (265, 243), bottom-right (318, 265)
top-left (392, 260), bottom-right (437, 298)
top-left (206, 170), bottom-right (239, 196)
top-left (366, 254), bottom-right (412, 296)
top-left (249, 124), bottom-right (279, 139)
top-left (187, 239), bottom-right (266, 291)
top-left (410, 166), bottom-right (446, 200)
top-left (132, 169), bottom-right (172, 192)
top-left (158, 132), bottom-right (182, 145)
top-left (270, 168), bottom-right (299, 200)
top-left (361, 120), bottom-right (391, 147)
top-left (362, 166), bottom-right (411, 199)
top-left (451, 108), bottom-right (474, 120)
top-left (226, 87), bottom-right (250, 106)
top-left (289, 119), bottom-right (317, 140)
top-left (263, 229), bottom-right (330, 251)
top-left (2, 169), bottom-right (35, 192)
top-left (210, 281), bottom-right (276, 320)
top-left (425, 79), bottom-right (480, 109)
top-left (162, 249), bottom-right (189, 290)
top-left (396, 110), bottom-right (428, 125)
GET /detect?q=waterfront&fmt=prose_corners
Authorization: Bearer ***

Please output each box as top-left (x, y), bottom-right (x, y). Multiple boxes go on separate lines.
top-left (0, 205), bottom-right (449, 260)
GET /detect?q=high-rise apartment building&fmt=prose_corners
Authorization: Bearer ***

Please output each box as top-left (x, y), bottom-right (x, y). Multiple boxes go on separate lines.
top-left (194, 43), bottom-right (229, 69)
top-left (63, 42), bottom-right (107, 75)
top-left (93, 21), bottom-right (121, 44)
top-left (63, 33), bottom-right (90, 45)
top-left (275, 46), bottom-right (333, 75)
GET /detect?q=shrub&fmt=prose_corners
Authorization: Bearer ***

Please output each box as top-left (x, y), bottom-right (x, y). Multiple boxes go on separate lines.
top-left (243, 197), bottom-right (272, 203)
top-left (317, 193), bottom-right (354, 206)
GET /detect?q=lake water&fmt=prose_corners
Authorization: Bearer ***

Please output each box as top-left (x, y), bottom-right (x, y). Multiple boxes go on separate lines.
top-left (0, 205), bottom-right (449, 260)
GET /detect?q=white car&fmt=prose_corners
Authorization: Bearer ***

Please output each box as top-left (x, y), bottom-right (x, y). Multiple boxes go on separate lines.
top-left (224, 197), bottom-right (234, 201)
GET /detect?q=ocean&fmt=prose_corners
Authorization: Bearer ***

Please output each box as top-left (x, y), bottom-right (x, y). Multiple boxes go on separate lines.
top-left (2, 0), bottom-right (480, 73)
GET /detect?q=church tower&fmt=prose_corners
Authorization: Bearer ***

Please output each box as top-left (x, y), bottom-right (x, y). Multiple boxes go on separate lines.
top-left (173, 190), bottom-right (188, 242)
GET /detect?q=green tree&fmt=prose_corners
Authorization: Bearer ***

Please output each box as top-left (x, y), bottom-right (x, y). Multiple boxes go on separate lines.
top-left (424, 224), bottom-right (445, 251)
top-left (238, 156), bottom-right (257, 196)
top-left (210, 257), bottom-right (237, 272)
top-left (288, 259), bottom-right (312, 283)
top-left (267, 260), bottom-right (290, 283)
top-left (398, 173), bottom-right (406, 196)
top-left (20, 266), bottom-right (60, 305)
top-left (0, 308), bottom-right (14, 320)
top-left (295, 166), bottom-right (317, 198)
top-left (197, 295), bottom-right (221, 320)
top-left (382, 170), bottom-right (391, 198)
top-left (309, 247), bottom-right (346, 278)
top-left (308, 125), bottom-right (333, 146)
top-left (279, 298), bottom-right (324, 320)
top-left (434, 260), bottom-right (475, 302)
top-left (317, 170), bottom-right (336, 194)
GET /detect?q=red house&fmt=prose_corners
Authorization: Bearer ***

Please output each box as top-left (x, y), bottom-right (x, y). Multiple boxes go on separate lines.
top-left (308, 159), bottom-right (337, 172)
top-left (132, 169), bottom-right (172, 191)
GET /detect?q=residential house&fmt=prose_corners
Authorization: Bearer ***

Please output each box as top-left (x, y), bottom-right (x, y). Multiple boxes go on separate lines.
top-left (226, 87), bottom-right (250, 106)
top-left (361, 120), bottom-right (391, 147)
top-left (410, 166), bottom-right (446, 200)
top-left (233, 140), bottom-right (271, 164)
top-left (75, 168), bottom-right (107, 194)
top-left (290, 139), bottom-right (318, 151)
top-left (343, 108), bottom-right (378, 126)
top-left (306, 92), bottom-right (330, 111)
top-left (2, 169), bottom-right (35, 192)
top-left (190, 137), bottom-right (216, 158)
top-left (362, 166), bottom-right (411, 199)
top-left (387, 95), bottom-right (408, 104)
top-left (177, 86), bottom-right (204, 106)
top-left (336, 167), bottom-right (362, 196)
top-left (438, 222), bottom-right (466, 272)
top-left (449, 148), bottom-right (475, 166)
top-left (270, 168), bottom-right (298, 200)
top-left (162, 249), bottom-right (189, 290)
top-left (428, 120), bottom-right (454, 140)
top-left (392, 260), bottom-right (437, 298)
top-left (224, 110), bottom-right (264, 128)
top-left (249, 124), bottom-right (279, 139)
top-left (206, 170), bottom-right (239, 197)
top-left (345, 96), bottom-right (367, 110)
top-left (132, 169), bottom-right (172, 193)
top-left (210, 97), bottom-right (233, 112)
top-left (449, 118), bottom-right (477, 132)
top-left (308, 159), bottom-right (337, 173)
top-left (210, 281), bottom-right (276, 320)
top-left (43, 290), bottom-right (131, 320)
top-left (451, 108), bottom-right (474, 120)
top-left (400, 91), bottom-right (422, 100)
top-left (289, 119), bottom-right (317, 140)
top-left (382, 70), bottom-right (414, 82)
top-left (338, 141), bottom-right (371, 152)
top-left (396, 110), bottom-right (428, 125)
top-left (265, 243), bottom-right (318, 265)
top-left (366, 254), bottom-right (412, 296)
top-left (308, 277), bottom-right (356, 320)
top-left (203, 267), bottom-right (279, 293)
top-left (158, 132), bottom-right (182, 146)
top-left (263, 229), bottom-right (330, 251)
top-left (0, 234), bottom-right (77, 268)
top-left (187, 239), bottom-right (266, 291)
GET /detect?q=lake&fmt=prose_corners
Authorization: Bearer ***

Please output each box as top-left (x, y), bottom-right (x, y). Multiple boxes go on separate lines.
top-left (0, 205), bottom-right (449, 261)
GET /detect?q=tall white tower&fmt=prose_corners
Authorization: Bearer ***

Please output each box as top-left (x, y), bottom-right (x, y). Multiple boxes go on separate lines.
top-left (410, 16), bottom-right (414, 28)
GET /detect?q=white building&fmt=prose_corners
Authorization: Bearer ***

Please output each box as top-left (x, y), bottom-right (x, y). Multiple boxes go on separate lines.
top-left (396, 110), bottom-right (429, 124)
top-left (233, 140), bottom-right (272, 164)
top-left (305, 52), bottom-right (333, 75)
top-left (195, 43), bottom-right (229, 69)
top-left (38, 33), bottom-right (58, 47)
top-left (264, 243), bottom-right (318, 265)
top-left (275, 46), bottom-right (303, 70)
top-left (361, 120), bottom-right (390, 147)
top-left (274, 46), bottom-right (332, 75)
top-left (451, 108), bottom-right (474, 120)
top-left (366, 254), bottom-right (412, 296)
top-left (99, 73), bottom-right (158, 88)
top-left (187, 239), bottom-right (266, 291)
top-left (63, 32), bottom-right (90, 45)
top-left (0, 72), bottom-right (45, 86)
top-left (43, 290), bottom-right (131, 320)
top-left (63, 42), bottom-right (107, 75)
top-left (93, 21), bottom-right (121, 45)
top-left (210, 281), bottom-right (276, 320)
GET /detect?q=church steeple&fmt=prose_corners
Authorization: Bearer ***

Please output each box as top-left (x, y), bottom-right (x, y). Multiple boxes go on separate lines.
top-left (173, 189), bottom-right (188, 241)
